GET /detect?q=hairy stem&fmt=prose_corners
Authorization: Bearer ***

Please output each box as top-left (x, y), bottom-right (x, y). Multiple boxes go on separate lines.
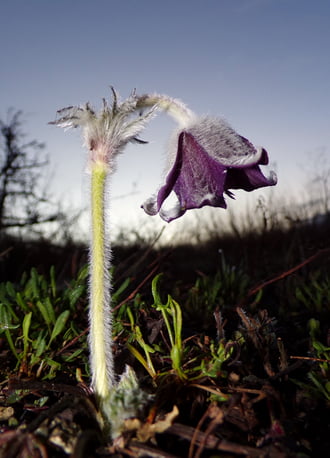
top-left (137, 94), bottom-right (196, 126)
top-left (89, 161), bottom-right (114, 403)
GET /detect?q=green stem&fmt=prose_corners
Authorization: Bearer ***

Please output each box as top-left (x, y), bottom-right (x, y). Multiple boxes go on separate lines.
top-left (89, 161), bottom-right (114, 403)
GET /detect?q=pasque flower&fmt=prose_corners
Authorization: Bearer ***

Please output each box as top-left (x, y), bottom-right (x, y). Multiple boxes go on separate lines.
top-left (142, 116), bottom-right (277, 222)
top-left (51, 88), bottom-right (277, 438)
top-left (50, 90), bottom-right (198, 438)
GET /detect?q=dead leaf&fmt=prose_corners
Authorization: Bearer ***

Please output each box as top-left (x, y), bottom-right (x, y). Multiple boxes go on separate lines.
top-left (124, 405), bottom-right (179, 443)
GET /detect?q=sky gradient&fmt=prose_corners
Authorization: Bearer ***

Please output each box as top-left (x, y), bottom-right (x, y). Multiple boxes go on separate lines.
top-left (1, 0), bottom-right (330, 240)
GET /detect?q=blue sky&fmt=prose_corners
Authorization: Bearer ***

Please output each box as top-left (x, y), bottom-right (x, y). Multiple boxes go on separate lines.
top-left (1, 0), bottom-right (330, 240)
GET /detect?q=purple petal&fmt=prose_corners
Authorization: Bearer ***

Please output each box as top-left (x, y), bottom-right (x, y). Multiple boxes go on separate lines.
top-left (225, 148), bottom-right (277, 191)
top-left (155, 132), bottom-right (229, 221)
top-left (142, 127), bottom-right (277, 223)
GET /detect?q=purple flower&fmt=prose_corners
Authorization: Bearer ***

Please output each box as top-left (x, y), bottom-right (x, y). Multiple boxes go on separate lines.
top-left (142, 117), bottom-right (277, 222)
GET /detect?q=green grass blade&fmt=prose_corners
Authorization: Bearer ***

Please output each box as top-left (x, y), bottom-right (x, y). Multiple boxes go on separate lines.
top-left (48, 310), bottom-right (70, 348)
top-left (0, 305), bottom-right (19, 360)
top-left (22, 312), bottom-right (32, 361)
top-left (36, 300), bottom-right (52, 327)
top-left (15, 292), bottom-right (30, 313)
top-left (50, 266), bottom-right (57, 298)
top-left (5, 282), bottom-right (16, 299)
top-left (30, 268), bottom-right (40, 298)
top-left (44, 298), bottom-right (56, 325)
top-left (68, 284), bottom-right (85, 307)
top-left (112, 277), bottom-right (130, 302)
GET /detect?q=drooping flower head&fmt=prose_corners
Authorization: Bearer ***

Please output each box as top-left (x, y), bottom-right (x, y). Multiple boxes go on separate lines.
top-left (142, 116), bottom-right (277, 222)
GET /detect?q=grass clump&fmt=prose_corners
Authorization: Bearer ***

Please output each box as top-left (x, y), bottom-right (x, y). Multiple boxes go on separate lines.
top-left (0, 266), bottom-right (89, 381)
top-left (0, 242), bottom-right (329, 456)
